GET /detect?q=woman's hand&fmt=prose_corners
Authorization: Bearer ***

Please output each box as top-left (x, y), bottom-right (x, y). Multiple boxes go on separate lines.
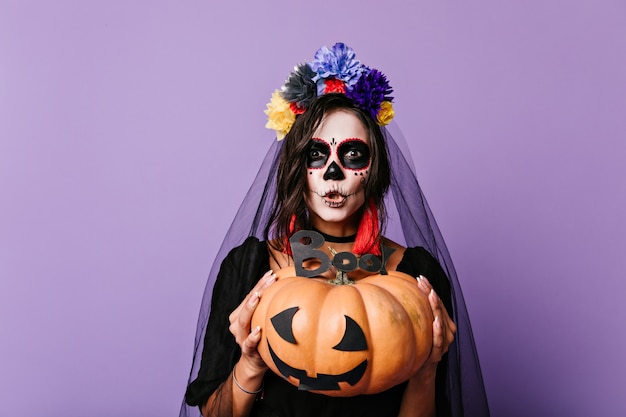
top-left (398, 275), bottom-right (457, 417)
top-left (228, 270), bottom-right (276, 373)
top-left (203, 271), bottom-right (278, 417)
top-left (417, 275), bottom-right (456, 367)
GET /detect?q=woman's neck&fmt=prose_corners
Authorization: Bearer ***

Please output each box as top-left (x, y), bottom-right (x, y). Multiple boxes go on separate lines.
top-left (309, 216), bottom-right (359, 240)
top-left (312, 227), bottom-right (357, 243)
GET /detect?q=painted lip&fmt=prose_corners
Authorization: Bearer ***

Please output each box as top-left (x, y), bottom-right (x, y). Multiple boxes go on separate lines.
top-left (321, 191), bottom-right (347, 208)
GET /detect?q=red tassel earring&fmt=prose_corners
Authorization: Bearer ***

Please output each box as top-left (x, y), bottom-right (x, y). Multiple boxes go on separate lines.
top-left (352, 199), bottom-right (381, 256)
top-left (283, 213), bottom-right (297, 256)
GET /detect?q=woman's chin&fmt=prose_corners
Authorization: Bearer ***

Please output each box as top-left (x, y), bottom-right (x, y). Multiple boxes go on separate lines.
top-left (310, 208), bottom-right (362, 229)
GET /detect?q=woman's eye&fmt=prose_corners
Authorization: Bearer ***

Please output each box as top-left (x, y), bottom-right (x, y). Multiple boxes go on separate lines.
top-left (345, 149), bottom-right (362, 160)
top-left (310, 150), bottom-right (323, 159)
top-left (307, 141), bottom-right (331, 168)
top-left (338, 140), bottom-right (370, 169)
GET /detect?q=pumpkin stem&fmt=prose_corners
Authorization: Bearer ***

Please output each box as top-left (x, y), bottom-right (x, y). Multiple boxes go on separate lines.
top-left (328, 247), bottom-right (355, 285)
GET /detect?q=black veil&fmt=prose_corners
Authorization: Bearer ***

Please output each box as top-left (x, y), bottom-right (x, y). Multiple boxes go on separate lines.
top-left (179, 121), bottom-right (490, 417)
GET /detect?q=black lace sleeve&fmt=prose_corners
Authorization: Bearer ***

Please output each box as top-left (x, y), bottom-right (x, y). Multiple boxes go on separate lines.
top-left (185, 237), bottom-right (270, 408)
top-left (396, 246), bottom-right (453, 417)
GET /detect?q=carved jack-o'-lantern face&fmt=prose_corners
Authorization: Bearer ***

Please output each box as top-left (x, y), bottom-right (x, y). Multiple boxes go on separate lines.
top-left (268, 306), bottom-right (368, 390)
top-left (250, 267), bottom-right (433, 397)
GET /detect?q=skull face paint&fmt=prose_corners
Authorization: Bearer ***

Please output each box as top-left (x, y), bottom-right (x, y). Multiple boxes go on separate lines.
top-left (307, 139), bottom-right (371, 172)
top-left (305, 110), bottom-right (371, 230)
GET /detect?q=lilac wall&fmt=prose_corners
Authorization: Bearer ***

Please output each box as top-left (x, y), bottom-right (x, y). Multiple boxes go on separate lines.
top-left (1, 1), bottom-right (624, 416)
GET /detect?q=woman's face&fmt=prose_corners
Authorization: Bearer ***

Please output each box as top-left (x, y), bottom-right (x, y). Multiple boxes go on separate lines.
top-left (305, 109), bottom-right (371, 233)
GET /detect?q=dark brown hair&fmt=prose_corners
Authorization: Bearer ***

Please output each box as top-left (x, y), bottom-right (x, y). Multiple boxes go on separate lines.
top-left (264, 93), bottom-right (390, 250)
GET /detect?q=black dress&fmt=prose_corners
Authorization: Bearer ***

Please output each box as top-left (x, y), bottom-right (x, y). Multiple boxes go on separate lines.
top-left (185, 237), bottom-right (453, 417)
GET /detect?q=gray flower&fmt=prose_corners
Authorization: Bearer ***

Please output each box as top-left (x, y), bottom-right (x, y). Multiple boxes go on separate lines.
top-left (280, 63), bottom-right (317, 110)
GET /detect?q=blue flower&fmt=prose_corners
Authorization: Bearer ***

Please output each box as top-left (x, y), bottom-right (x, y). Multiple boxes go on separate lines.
top-left (309, 43), bottom-right (365, 95)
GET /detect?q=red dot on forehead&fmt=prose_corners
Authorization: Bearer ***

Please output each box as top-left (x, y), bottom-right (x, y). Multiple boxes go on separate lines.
top-left (311, 137), bottom-right (368, 146)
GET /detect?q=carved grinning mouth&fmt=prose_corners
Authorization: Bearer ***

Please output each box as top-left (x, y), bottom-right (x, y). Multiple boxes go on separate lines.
top-left (268, 341), bottom-right (367, 390)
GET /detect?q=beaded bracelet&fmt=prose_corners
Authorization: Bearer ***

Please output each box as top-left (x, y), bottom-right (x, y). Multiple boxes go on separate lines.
top-left (232, 364), bottom-right (263, 395)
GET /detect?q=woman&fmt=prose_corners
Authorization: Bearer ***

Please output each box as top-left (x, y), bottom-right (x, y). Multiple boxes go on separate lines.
top-left (181, 43), bottom-right (489, 417)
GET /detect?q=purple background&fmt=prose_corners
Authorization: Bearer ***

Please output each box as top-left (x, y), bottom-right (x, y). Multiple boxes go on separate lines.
top-left (1, 1), bottom-right (624, 416)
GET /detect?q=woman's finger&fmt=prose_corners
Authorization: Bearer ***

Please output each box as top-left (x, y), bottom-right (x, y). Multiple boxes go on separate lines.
top-left (416, 275), bottom-right (433, 296)
top-left (238, 272), bottom-right (276, 325)
top-left (240, 326), bottom-right (267, 370)
top-left (430, 316), bottom-right (444, 363)
top-left (229, 270), bottom-right (277, 347)
top-left (417, 278), bottom-right (457, 363)
top-left (428, 288), bottom-right (457, 357)
top-left (237, 291), bottom-right (260, 328)
top-left (229, 270), bottom-right (275, 324)
top-left (241, 326), bottom-right (262, 355)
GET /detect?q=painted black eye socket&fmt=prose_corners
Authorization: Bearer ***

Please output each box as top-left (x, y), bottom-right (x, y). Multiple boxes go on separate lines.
top-left (338, 140), bottom-right (370, 170)
top-left (333, 315), bottom-right (368, 351)
top-left (307, 141), bottom-right (330, 168)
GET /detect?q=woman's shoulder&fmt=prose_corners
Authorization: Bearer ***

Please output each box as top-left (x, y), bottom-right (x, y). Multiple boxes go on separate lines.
top-left (223, 236), bottom-right (266, 259)
top-left (382, 239), bottom-right (451, 303)
top-left (265, 238), bottom-right (292, 272)
top-left (380, 237), bottom-right (406, 272)
top-left (380, 237), bottom-right (440, 275)
top-left (213, 237), bottom-right (271, 296)
top-left (219, 236), bottom-right (270, 276)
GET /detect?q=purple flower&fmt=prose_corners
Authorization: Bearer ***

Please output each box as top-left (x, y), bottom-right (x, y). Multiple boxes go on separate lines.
top-left (309, 43), bottom-right (365, 95)
top-left (280, 63), bottom-right (317, 109)
top-left (346, 68), bottom-right (394, 119)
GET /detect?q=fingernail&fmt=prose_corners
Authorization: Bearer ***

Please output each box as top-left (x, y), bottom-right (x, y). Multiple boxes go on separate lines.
top-left (252, 326), bottom-right (261, 335)
top-left (250, 292), bottom-right (259, 306)
top-left (266, 274), bottom-right (276, 284)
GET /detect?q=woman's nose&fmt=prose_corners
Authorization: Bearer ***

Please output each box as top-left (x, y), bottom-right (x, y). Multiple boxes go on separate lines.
top-left (323, 161), bottom-right (345, 180)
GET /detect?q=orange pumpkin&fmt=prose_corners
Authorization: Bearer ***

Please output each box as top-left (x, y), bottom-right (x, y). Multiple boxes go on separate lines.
top-left (251, 266), bottom-right (433, 397)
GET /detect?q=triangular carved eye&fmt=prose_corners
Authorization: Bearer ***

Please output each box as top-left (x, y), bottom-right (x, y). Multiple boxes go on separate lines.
top-left (333, 315), bottom-right (368, 351)
top-left (270, 306), bottom-right (299, 344)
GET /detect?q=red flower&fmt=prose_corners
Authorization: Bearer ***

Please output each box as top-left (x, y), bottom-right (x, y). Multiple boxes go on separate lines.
top-left (290, 102), bottom-right (306, 115)
top-left (324, 78), bottom-right (346, 94)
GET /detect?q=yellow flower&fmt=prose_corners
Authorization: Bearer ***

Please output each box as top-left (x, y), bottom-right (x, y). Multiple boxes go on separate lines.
top-left (376, 101), bottom-right (394, 126)
top-left (264, 90), bottom-right (296, 140)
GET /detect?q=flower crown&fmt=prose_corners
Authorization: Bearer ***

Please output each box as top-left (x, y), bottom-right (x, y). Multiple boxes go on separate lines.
top-left (265, 43), bottom-right (394, 140)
